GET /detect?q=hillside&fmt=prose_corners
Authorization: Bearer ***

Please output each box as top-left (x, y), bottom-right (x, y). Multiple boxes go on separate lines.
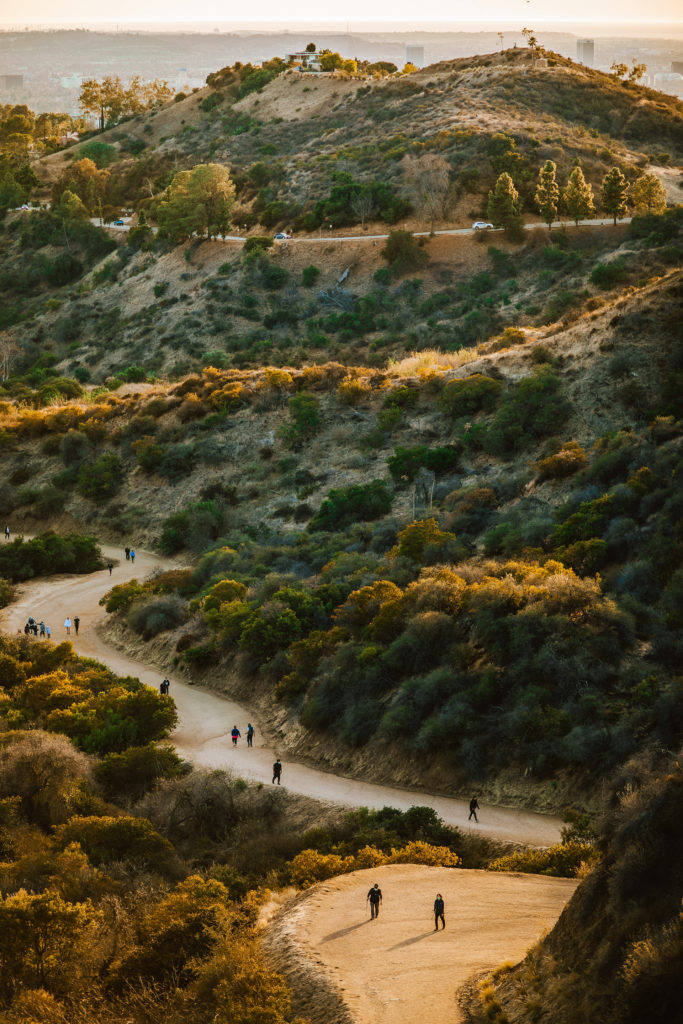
top-left (0, 44), bottom-right (682, 1024)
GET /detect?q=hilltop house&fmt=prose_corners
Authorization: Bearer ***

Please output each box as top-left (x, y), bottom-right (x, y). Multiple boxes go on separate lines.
top-left (287, 51), bottom-right (323, 72)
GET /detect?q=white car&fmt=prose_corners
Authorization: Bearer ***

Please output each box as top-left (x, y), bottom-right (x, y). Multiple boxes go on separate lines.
top-left (273, 232), bottom-right (291, 240)
top-left (472, 221), bottom-right (494, 230)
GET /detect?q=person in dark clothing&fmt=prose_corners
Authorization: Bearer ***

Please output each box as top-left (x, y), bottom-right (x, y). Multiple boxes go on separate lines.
top-left (246, 723), bottom-right (255, 747)
top-left (162, 678), bottom-right (170, 695)
top-left (4, 526), bottom-right (9, 540)
top-left (434, 893), bottom-right (445, 930)
top-left (367, 883), bottom-right (382, 919)
top-left (124, 547), bottom-right (130, 561)
top-left (107, 562), bottom-right (114, 576)
top-left (73, 616), bottom-right (80, 636)
top-left (469, 797), bottom-right (480, 822)
top-left (272, 758), bottom-right (282, 784)
top-left (231, 725), bottom-right (241, 746)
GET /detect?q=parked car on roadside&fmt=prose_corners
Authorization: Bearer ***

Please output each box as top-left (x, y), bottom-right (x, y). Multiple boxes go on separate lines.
top-left (113, 219), bottom-right (125, 226)
top-left (273, 232), bottom-right (291, 240)
top-left (472, 221), bottom-right (494, 230)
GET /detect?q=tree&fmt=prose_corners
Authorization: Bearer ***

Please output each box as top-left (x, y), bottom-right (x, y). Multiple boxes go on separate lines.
top-left (51, 157), bottom-right (109, 214)
top-left (630, 173), bottom-right (667, 215)
top-left (628, 61), bottom-right (647, 83)
top-left (402, 153), bottom-right (451, 235)
top-left (535, 159), bottom-right (560, 230)
top-left (562, 165), bottom-right (595, 225)
top-left (0, 890), bottom-right (99, 1004)
top-left (79, 75), bottom-right (172, 130)
top-left (610, 61), bottom-right (628, 78)
top-left (522, 27), bottom-right (539, 65)
top-left (305, 42), bottom-right (316, 52)
top-left (350, 189), bottom-right (376, 229)
top-left (601, 166), bottom-right (629, 224)
top-left (156, 163), bottom-right (236, 243)
top-left (487, 172), bottom-right (522, 237)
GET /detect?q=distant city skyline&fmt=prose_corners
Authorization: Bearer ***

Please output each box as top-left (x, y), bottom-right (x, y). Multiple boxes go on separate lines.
top-left (2, 0), bottom-right (682, 28)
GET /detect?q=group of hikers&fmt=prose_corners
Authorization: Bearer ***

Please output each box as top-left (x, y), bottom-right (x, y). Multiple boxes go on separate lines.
top-left (24, 614), bottom-right (81, 638)
top-left (123, 547), bottom-right (136, 563)
top-left (230, 723), bottom-right (256, 747)
top-left (229, 724), bottom-right (283, 784)
top-left (366, 884), bottom-right (446, 930)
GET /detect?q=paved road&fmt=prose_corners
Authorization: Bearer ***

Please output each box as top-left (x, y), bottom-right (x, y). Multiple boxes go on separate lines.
top-left (92, 215), bottom-right (630, 243)
top-left (1, 543), bottom-right (564, 847)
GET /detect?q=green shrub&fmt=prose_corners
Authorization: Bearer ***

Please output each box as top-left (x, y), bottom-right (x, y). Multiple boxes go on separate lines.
top-left (76, 454), bottom-right (123, 501)
top-left (381, 230), bottom-right (428, 278)
top-left (439, 374), bottom-right (503, 418)
top-left (127, 594), bottom-right (188, 638)
top-left (0, 533), bottom-right (102, 581)
top-left (388, 445), bottom-right (459, 482)
top-left (243, 235), bottom-right (274, 254)
top-left (159, 499), bottom-right (227, 554)
top-left (201, 92), bottom-right (224, 113)
top-left (310, 480), bottom-right (392, 532)
top-left (77, 140), bottom-right (118, 168)
top-left (590, 258), bottom-right (628, 290)
top-left (94, 743), bottom-right (186, 802)
top-left (484, 371), bottom-right (571, 454)
top-left (302, 264), bottom-right (320, 287)
top-left (277, 392), bottom-right (321, 448)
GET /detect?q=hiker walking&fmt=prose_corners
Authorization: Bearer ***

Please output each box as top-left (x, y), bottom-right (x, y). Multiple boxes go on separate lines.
top-left (161, 678), bottom-right (170, 695)
top-left (46, 624), bottom-right (51, 640)
top-left (246, 723), bottom-right (255, 747)
top-left (107, 561), bottom-right (114, 576)
top-left (367, 883), bottom-right (382, 920)
top-left (469, 797), bottom-right (480, 822)
top-left (4, 526), bottom-right (9, 541)
top-left (64, 617), bottom-right (72, 635)
top-left (124, 546), bottom-right (130, 561)
top-left (272, 758), bottom-right (282, 784)
top-left (73, 616), bottom-right (80, 636)
top-left (39, 621), bottom-right (45, 638)
top-left (231, 725), bottom-right (241, 746)
top-left (434, 893), bottom-right (445, 930)
top-left (130, 549), bottom-right (136, 564)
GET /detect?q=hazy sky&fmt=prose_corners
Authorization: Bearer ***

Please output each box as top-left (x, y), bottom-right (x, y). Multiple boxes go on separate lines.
top-left (4, 0), bottom-right (682, 25)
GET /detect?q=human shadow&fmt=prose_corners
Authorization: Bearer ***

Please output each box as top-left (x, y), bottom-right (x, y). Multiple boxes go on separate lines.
top-left (389, 930), bottom-right (436, 950)
top-left (322, 920), bottom-right (372, 942)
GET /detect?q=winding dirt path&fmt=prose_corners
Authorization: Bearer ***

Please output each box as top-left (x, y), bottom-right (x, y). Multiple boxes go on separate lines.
top-left (1, 544), bottom-right (564, 846)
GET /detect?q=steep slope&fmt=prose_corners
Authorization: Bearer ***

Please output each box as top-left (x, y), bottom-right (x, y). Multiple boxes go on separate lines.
top-left (462, 750), bottom-right (683, 1024)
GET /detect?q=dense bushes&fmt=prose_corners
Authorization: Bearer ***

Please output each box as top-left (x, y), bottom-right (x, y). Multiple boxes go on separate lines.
top-left (0, 533), bottom-right (102, 581)
top-left (310, 480), bottom-right (392, 531)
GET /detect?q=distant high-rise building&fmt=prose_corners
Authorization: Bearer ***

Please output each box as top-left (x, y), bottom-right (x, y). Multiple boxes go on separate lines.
top-left (577, 40), bottom-right (594, 67)
top-left (405, 45), bottom-right (424, 68)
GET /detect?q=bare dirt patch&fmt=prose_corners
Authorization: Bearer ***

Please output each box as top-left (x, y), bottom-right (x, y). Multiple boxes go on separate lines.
top-left (264, 863), bottom-right (578, 1024)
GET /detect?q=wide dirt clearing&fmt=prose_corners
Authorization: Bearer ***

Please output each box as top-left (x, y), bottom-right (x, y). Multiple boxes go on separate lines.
top-left (269, 864), bottom-right (577, 1024)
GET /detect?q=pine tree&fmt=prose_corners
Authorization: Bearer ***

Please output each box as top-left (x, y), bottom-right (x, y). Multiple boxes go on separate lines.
top-left (535, 160), bottom-right (560, 230)
top-left (601, 167), bottom-right (629, 225)
top-left (487, 172), bottom-right (522, 237)
top-left (630, 173), bottom-right (667, 216)
top-left (563, 166), bottom-right (595, 226)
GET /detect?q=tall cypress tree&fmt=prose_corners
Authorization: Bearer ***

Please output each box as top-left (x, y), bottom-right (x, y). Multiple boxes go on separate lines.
top-left (601, 167), bottom-right (629, 225)
top-left (563, 166), bottom-right (595, 226)
top-left (487, 172), bottom-right (522, 238)
top-left (535, 160), bottom-right (560, 230)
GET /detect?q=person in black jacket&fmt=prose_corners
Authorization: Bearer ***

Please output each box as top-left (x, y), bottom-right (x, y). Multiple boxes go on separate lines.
top-left (367, 883), bottom-right (382, 919)
top-left (469, 797), bottom-right (480, 822)
top-left (272, 758), bottom-right (282, 784)
top-left (434, 893), bottom-right (445, 930)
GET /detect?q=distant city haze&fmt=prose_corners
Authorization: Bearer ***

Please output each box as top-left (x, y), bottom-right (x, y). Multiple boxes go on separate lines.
top-left (2, 0), bottom-right (683, 29)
